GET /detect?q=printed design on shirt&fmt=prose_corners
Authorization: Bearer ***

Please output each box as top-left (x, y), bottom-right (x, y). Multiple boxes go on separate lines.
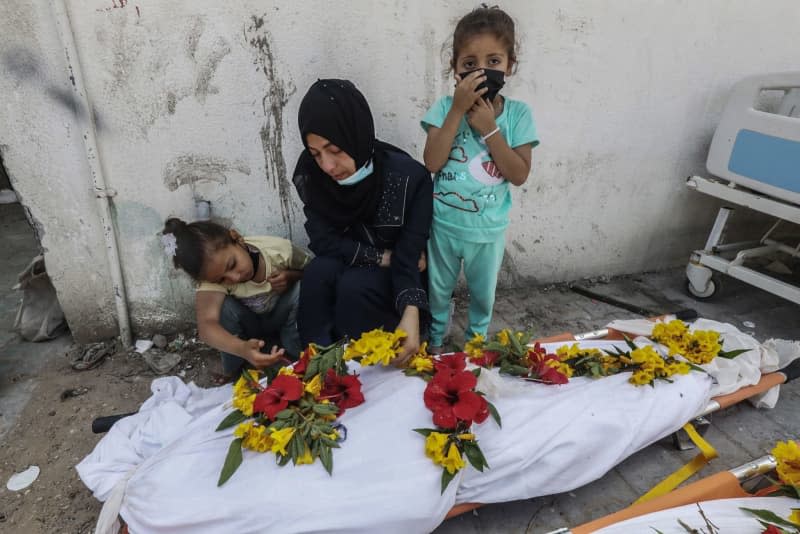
top-left (238, 292), bottom-right (279, 315)
top-left (433, 191), bottom-right (479, 213)
top-left (468, 150), bottom-right (504, 186)
top-left (448, 146), bottom-right (468, 163)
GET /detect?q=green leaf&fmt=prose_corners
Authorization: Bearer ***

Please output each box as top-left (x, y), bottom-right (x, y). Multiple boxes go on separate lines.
top-left (487, 401), bottom-right (502, 428)
top-left (740, 507), bottom-right (800, 529)
top-left (622, 334), bottom-right (637, 351)
top-left (413, 428), bottom-right (436, 437)
top-left (718, 348), bottom-right (750, 359)
top-left (275, 409), bottom-right (295, 420)
top-left (686, 362), bottom-right (709, 375)
top-left (441, 468), bottom-right (456, 494)
top-left (312, 403), bottom-right (339, 415)
top-left (289, 433), bottom-right (304, 464)
top-left (216, 410), bottom-right (249, 431)
top-left (650, 528), bottom-right (666, 534)
top-left (462, 441), bottom-right (490, 472)
top-left (217, 438), bottom-right (243, 486)
top-left (471, 368), bottom-right (482, 377)
top-left (319, 444), bottom-right (334, 475)
top-left (509, 331), bottom-right (525, 356)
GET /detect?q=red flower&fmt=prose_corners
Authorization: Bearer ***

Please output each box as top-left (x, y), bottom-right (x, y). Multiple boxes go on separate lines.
top-left (762, 526), bottom-right (781, 534)
top-left (470, 350), bottom-right (499, 367)
top-left (424, 369), bottom-right (488, 429)
top-left (319, 369), bottom-right (365, 414)
top-left (537, 360), bottom-right (570, 385)
top-left (434, 353), bottom-right (467, 375)
top-left (293, 350), bottom-right (311, 376)
top-left (252, 374), bottom-right (304, 420)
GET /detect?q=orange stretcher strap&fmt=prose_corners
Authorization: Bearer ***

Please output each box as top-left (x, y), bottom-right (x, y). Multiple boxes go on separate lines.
top-left (632, 422), bottom-right (718, 505)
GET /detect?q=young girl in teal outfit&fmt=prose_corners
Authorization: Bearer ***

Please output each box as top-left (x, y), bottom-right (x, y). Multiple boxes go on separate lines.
top-left (421, 5), bottom-right (539, 351)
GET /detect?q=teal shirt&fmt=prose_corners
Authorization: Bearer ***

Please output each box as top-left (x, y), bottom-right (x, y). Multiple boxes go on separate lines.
top-left (421, 96), bottom-right (539, 242)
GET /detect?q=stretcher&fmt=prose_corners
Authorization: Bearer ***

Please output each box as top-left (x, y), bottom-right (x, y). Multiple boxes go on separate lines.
top-left (685, 72), bottom-right (800, 303)
top-left (564, 453), bottom-right (785, 533)
top-left (444, 318), bottom-right (800, 521)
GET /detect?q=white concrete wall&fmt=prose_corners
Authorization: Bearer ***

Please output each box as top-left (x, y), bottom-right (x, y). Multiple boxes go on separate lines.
top-left (1, 0), bottom-right (798, 340)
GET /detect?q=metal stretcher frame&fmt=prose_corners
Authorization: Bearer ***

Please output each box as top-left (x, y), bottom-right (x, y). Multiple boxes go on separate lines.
top-left (444, 323), bottom-right (799, 521)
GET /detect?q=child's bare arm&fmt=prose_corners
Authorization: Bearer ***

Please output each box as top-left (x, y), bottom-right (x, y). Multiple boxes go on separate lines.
top-left (196, 291), bottom-right (284, 369)
top-left (423, 71), bottom-right (486, 172)
top-left (467, 97), bottom-right (532, 185)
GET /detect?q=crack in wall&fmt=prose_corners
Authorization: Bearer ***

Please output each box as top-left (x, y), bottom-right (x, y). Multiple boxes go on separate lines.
top-left (245, 15), bottom-right (296, 238)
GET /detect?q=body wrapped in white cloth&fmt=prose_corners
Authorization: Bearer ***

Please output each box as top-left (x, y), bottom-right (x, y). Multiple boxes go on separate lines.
top-left (77, 325), bottom-right (796, 533)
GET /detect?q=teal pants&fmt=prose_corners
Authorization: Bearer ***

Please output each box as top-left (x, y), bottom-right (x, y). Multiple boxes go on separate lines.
top-left (427, 226), bottom-right (505, 347)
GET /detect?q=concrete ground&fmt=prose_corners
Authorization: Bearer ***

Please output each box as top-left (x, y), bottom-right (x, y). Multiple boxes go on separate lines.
top-left (1, 200), bottom-right (799, 532)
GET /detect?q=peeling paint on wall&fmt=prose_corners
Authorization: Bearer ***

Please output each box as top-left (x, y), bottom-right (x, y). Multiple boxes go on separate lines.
top-left (245, 15), bottom-right (296, 237)
top-left (163, 154), bottom-right (250, 192)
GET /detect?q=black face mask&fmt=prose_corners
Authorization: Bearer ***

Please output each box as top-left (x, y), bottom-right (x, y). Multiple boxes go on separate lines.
top-left (458, 68), bottom-right (506, 102)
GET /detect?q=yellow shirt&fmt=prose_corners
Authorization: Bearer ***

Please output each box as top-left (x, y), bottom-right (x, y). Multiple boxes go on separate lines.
top-left (197, 236), bottom-right (310, 314)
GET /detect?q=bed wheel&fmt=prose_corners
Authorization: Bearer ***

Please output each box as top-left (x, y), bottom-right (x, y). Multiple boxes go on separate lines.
top-left (686, 276), bottom-right (719, 299)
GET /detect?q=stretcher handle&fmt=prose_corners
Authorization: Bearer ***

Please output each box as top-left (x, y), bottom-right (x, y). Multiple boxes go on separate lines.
top-left (92, 412), bottom-right (137, 434)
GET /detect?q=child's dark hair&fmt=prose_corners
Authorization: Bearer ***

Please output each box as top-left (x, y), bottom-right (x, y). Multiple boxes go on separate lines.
top-left (162, 218), bottom-right (234, 280)
top-left (451, 4), bottom-right (517, 71)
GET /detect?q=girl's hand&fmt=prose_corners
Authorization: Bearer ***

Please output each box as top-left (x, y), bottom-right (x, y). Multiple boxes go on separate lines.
top-left (453, 70), bottom-right (487, 114)
top-left (417, 251), bottom-right (427, 272)
top-left (466, 96), bottom-right (497, 137)
top-left (240, 339), bottom-right (285, 368)
top-left (394, 306), bottom-right (420, 368)
top-left (267, 270), bottom-right (291, 294)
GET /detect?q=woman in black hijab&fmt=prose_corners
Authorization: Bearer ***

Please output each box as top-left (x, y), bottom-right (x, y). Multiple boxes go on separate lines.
top-left (293, 79), bottom-right (432, 365)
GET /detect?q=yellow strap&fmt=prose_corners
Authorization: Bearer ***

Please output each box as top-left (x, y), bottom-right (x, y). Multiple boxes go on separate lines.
top-left (633, 422), bottom-right (718, 504)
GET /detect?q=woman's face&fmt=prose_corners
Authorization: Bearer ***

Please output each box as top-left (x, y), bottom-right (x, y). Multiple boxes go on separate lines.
top-left (305, 133), bottom-right (356, 181)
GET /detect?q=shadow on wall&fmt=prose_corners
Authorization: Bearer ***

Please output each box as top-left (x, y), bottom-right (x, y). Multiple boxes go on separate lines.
top-left (2, 48), bottom-right (105, 132)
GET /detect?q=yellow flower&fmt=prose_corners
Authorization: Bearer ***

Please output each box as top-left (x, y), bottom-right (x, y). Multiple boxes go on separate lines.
top-left (345, 328), bottom-right (405, 366)
top-left (232, 393), bottom-right (256, 417)
top-left (296, 444), bottom-right (314, 465)
top-left (544, 358), bottom-right (574, 378)
top-left (424, 432), bottom-right (449, 464)
top-left (234, 422), bottom-right (273, 452)
top-left (629, 369), bottom-right (655, 386)
top-left (464, 333), bottom-right (486, 359)
top-left (269, 427), bottom-right (296, 456)
top-left (496, 329), bottom-right (512, 347)
top-left (325, 429), bottom-right (339, 441)
top-left (304, 374), bottom-right (322, 397)
top-left (278, 367), bottom-right (298, 377)
top-left (773, 440), bottom-right (800, 487)
top-left (555, 343), bottom-right (581, 360)
top-left (456, 433), bottom-right (475, 441)
top-left (409, 356), bottom-right (434, 373)
top-left (440, 443), bottom-right (466, 475)
top-left (790, 509), bottom-right (800, 526)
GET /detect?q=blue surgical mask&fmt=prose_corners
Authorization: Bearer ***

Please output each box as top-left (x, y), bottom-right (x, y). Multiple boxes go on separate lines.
top-left (337, 159), bottom-right (373, 186)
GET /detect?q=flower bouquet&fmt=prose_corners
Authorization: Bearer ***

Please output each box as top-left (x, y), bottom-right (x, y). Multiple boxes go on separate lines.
top-left (741, 440), bottom-right (800, 533)
top-left (651, 319), bottom-right (750, 364)
top-left (216, 329), bottom-right (407, 485)
top-left (408, 350), bottom-right (501, 493)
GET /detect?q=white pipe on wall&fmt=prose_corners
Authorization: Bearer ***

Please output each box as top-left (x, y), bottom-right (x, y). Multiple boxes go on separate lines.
top-left (52, 0), bottom-right (133, 347)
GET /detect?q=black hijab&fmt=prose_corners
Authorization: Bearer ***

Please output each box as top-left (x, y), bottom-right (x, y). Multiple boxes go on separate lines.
top-left (293, 79), bottom-right (405, 228)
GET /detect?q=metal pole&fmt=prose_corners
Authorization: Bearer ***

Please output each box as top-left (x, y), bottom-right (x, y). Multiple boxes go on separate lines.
top-left (52, 0), bottom-right (132, 347)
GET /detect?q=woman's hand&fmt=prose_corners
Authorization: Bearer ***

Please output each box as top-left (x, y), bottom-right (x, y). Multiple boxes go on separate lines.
top-left (394, 306), bottom-right (420, 368)
top-left (418, 251), bottom-right (427, 272)
top-left (239, 339), bottom-right (285, 368)
top-left (466, 96), bottom-right (497, 138)
top-left (453, 70), bottom-right (487, 115)
top-left (380, 249), bottom-right (392, 268)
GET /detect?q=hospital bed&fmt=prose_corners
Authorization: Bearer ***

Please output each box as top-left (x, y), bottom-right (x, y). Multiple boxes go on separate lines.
top-left (685, 72), bottom-right (800, 302)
